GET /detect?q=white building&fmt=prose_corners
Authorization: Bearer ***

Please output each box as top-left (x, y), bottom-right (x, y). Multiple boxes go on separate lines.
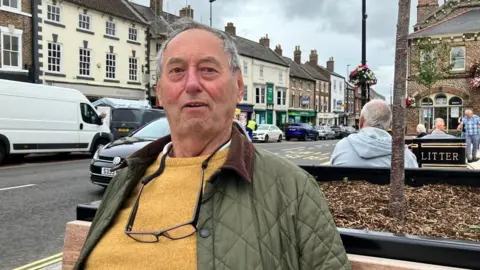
top-left (37, 0), bottom-right (149, 101)
top-left (224, 23), bottom-right (290, 127)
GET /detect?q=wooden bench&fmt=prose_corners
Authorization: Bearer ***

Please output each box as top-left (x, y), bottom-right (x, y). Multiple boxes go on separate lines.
top-left (61, 221), bottom-right (467, 270)
top-left (405, 138), bottom-right (466, 169)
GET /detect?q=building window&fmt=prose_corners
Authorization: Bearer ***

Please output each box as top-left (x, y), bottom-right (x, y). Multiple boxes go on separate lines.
top-left (1, 32), bottom-right (21, 69)
top-left (320, 97), bottom-right (324, 112)
top-left (79, 48), bottom-right (91, 76)
top-left (47, 4), bottom-right (61, 22)
top-left (450, 46), bottom-right (465, 70)
top-left (418, 94), bottom-right (463, 131)
top-left (243, 61), bottom-right (248, 75)
top-left (291, 94), bottom-right (295, 107)
top-left (47, 42), bottom-right (62, 72)
top-left (259, 66), bottom-right (264, 77)
top-left (298, 95), bottom-right (301, 107)
top-left (255, 86), bottom-right (265, 104)
top-left (105, 21), bottom-right (116, 36)
top-left (277, 88), bottom-right (286, 105)
top-left (333, 81), bottom-right (336, 92)
top-left (78, 14), bottom-right (91, 30)
top-left (316, 97), bottom-right (319, 112)
top-left (2, 0), bottom-right (19, 9)
top-left (279, 71), bottom-right (283, 82)
top-left (243, 85), bottom-right (248, 101)
top-left (300, 81), bottom-right (303, 89)
top-left (156, 43), bottom-right (161, 52)
top-left (106, 53), bottom-right (116, 79)
top-left (128, 28), bottom-right (137, 41)
top-left (129, 57), bottom-right (138, 81)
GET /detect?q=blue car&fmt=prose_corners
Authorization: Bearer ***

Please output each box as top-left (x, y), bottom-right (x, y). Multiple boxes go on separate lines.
top-left (285, 123), bottom-right (319, 141)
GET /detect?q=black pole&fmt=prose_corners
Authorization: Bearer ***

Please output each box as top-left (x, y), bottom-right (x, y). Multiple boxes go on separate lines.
top-left (361, 0), bottom-right (368, 107)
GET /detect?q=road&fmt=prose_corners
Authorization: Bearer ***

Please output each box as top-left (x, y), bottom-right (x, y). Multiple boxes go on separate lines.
top-left (0, 138), bottom-right (338, 269)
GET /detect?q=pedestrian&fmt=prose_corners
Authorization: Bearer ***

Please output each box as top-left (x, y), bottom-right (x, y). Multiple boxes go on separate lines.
top-left (457, 109), bottom-right (480, 163)
top-left (74, 18), bottom-right (350, 270)
top-left (422, 118), bottom-right (455, 139)
top-left (416, 124), bottom-right (427, 138)
top-left (246, 118), bottom-right (256, 140)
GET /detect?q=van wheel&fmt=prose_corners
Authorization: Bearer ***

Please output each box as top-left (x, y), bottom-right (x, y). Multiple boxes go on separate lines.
top-left (91, 139), bottom-right (109, 156)
top-left (0, 145), bottom-right (6, 165)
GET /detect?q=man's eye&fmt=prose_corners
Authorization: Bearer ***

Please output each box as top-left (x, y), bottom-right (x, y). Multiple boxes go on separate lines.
top-left (200, 67), bottom-right (217, 73)
top-left (170, 67), bottom-right (184, 74)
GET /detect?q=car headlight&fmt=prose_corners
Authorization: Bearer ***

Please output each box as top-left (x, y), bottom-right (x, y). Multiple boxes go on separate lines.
top-left (93, 148), bottom-right (100, 160)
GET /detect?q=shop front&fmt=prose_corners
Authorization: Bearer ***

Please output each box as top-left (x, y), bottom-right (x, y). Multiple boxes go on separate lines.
top-left (288, 110), bottom-right (316, 124)
top-left (317, 112), bottom-right (335, 126)
top-left (408, 93), bottom-right (464, 134)
top-left (276, 111), bottom-right (287, 127)
top-left (236, 103), bottom-right (254, 127)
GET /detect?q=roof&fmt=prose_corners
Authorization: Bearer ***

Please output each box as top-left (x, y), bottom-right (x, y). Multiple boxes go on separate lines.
top-left (409, 8), bottom-right (480, 39)
top-left (282, 57), bottom-right (315, 82)
top-left (301, 63), bottom-right (329, 82)
top-left (66, 0), bottom-right (146, 24)
top-left (229, 35), bottom-right (289, 67)
top-left (129, 2), bottom-right (179, 35)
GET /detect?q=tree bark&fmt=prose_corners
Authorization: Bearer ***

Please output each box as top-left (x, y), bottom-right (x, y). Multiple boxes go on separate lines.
top-left (389, 0), bottom-right (411, 221)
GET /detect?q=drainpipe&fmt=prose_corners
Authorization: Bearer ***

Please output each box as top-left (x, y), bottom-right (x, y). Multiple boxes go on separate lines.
top-left (146, 27), bottom-right (151, 104)
top-left (31, 0), bottom-right (40, 83)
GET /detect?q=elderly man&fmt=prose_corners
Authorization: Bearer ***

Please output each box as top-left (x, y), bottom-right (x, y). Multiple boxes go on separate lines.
top-left (457, 109), bottom-right (480, 162)
top-left (330, 99), bottom-right (418, 168)
top-left (74, 18), bottom-right (350, 269)
top-left (422, 118), bottom-right (455, 139)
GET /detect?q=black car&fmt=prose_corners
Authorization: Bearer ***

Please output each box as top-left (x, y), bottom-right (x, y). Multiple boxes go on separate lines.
top-left (90, 117), bottom-right (170, 187)
top-left (110, 107), bottom-right (165, 140)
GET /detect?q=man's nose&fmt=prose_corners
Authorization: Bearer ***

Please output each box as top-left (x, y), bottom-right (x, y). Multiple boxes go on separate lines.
top-left (184, 67), bottom-right (201, 94)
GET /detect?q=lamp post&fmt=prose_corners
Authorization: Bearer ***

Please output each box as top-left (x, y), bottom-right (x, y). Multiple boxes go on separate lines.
top-left (209, 0), bottom-right (216, 27)
top-left (361, 0), bottom-right (368, 107)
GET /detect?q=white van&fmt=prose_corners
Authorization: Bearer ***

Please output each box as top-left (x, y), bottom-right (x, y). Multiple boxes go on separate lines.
top-left (0, 79), bottom-right (113, 164)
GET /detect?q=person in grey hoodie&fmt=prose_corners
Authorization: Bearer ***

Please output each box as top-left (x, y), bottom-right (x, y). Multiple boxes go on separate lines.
top-left (330, 99), bottom-right (418, 168)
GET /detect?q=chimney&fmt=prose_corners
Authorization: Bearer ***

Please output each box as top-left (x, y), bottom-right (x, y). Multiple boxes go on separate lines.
top-left (259, 34), bottom-right (270, 48)
top-left (150, 0), bottom-right (163, 16)
top-left (294, 46), bottom-right (301, 64)
top-left (225, 22), bottom-right (236, 36)
top-left (417, 0), bottom-right (439, 24)
top-left (274, 45), bottom-right (282, 56)
top-left (309, 49), bottom-right (318, 66)
top-left (179, 5), bottom-right (194, 19)
top-left (327, 57), bottom-right (334, 72)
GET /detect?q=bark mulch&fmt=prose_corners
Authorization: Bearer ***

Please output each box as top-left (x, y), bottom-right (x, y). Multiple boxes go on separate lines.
top-left (319, 181), bottom-right (480, 242)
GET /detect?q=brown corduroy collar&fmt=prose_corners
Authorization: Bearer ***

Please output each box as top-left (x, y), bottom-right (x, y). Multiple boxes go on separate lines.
top-left (114, 124), bottom-right (254, 183)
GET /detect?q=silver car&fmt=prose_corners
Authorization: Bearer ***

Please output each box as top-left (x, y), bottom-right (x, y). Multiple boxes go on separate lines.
top-left (316, 126), bottom-right (336, 140)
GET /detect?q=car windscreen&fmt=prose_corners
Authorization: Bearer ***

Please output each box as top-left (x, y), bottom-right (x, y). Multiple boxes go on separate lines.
top-left (132, 117), bottom-right (170, 139)
top-left (256, 125), bottom-right (269, 130)
top-left (112, 108), bottom-right (142, 123)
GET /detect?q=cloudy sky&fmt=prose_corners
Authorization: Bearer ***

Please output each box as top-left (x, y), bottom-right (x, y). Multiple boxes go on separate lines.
top-left (136, 0), bottom-right (436, 103)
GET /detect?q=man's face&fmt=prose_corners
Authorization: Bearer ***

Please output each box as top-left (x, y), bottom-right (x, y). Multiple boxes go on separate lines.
top-left (437, 120), bottom-right (445, 131)
top-left (156, 29), bottom-right (244, 136)
top-left (466, 111), bottom-right (473, 118)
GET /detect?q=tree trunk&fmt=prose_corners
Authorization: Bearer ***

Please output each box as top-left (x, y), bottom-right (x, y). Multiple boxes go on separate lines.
top-left (389, 0), bottom-right (411, 221)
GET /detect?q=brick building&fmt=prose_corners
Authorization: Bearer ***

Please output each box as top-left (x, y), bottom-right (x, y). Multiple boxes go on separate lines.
top-left (277, 46), bottom-right (317, 124)
top-left (0, 0), bottom-right (39, 83)
top-left (344, 81), bottom-right (356, 126)
top-left (406, 0), bottom-right (480, 134)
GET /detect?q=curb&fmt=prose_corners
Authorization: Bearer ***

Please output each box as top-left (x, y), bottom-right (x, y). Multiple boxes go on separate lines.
top-left (13, 253), bottom-right (63, 270)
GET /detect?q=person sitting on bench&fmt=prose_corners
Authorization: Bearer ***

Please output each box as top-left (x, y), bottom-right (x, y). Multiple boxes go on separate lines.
top-left (422, 118), bottom-right (455, 139)
top-left (330, 99), bottom-right (418, 168)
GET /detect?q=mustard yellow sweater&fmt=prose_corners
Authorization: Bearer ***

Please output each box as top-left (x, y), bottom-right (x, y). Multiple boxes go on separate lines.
top-left (85, 147), bottom-right (230, 270)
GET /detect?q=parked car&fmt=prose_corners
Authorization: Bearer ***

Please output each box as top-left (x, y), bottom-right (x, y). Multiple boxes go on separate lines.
top-left (315, 126), bottom-right (336, 140)
top-left (0, 79), bottom-right (113, 164)
top-left (330, 126), bottom-right (350, 139)
top-left (109, 108), bottom-right (165, 140)
top-left (252, 124), bottom-right (284, 142)
top-left (285, 123), bottom-right (318, 141)
top-left (90, 118), bottom-right (250, 187)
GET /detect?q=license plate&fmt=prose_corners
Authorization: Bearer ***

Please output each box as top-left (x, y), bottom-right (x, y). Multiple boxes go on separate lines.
top-left (118, 128), bottom-right (129, 132)
top-left (289, 128), bottom-right (296, 131)
top-left (101, 167), bottom-right (116, 176)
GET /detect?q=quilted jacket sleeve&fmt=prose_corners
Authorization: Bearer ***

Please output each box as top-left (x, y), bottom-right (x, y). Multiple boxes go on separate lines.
top-left (296, 175), bottom-right (351, 270)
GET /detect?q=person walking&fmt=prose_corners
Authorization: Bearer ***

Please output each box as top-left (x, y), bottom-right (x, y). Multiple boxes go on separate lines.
top-left (457, 109), bottom-right (480, 163)
top-left (246, 118), bottom-right (257, 140)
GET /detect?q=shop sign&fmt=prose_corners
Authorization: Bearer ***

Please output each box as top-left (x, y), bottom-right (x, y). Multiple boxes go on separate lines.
top-left (301, 96), bottom-right (310, 105)
top-left (288, 110), bottom-right (316, 117)
top-left (266, 83), bottom-right (274, 105)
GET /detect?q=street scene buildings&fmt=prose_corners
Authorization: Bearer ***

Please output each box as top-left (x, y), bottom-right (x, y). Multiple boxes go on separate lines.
top-left (406, 0), bottom-right (480, 134)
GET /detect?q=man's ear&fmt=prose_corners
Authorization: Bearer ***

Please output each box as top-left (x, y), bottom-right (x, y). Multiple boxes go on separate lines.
top-left (235, 69), bottom-right (244, 103)
top-left (359, 116), bottom-right (364, 128)
top-left (155, 83), bottom-right (162, 107)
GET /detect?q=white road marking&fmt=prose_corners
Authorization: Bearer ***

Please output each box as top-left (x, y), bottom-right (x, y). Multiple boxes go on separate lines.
top-left (281, 147), bottom-right (306, 151)
top-left (0, 159), bottom-right (88, 170)
top-left (0, 184), bottom-right (36, 191)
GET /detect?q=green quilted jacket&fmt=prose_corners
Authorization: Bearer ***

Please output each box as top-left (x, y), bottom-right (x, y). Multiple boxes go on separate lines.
top-left (74, 126), bottom-right (351, 269)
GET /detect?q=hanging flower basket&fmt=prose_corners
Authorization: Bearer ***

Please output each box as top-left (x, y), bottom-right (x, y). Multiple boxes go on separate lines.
top-left (406, 96), bottom-right (415, 107)
top-left (349, 64), bottom-right (377, 87)
top-left (470, 59), bottom-right (480, 89)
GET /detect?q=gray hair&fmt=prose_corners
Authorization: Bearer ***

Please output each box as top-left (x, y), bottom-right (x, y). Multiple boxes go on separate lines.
top-left (434, 118), bottom-right (445, 127)
top-left (465, 109), bottom-right (473, 114)
top-left (360, 99), bottom-right (392, 130)
top-left (155, 17), bottom-right (241, 79)
top-left (416, 124), bottom-right (426, 133)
